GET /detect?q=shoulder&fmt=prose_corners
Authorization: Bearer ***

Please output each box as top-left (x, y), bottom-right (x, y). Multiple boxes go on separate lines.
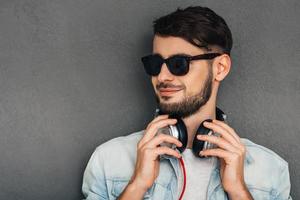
top-left (94, 130), bottom-right (144, 155)
top-left (82, 131), bottom-right (146, 198)
top-left (241, 138), bottom-right (291, 198)
top-left (85, 130), bottom-right (145, 179)
top-left (89, 130), bottom-right (145, 167)
top-left (241, 138), bottom-right (288, 168)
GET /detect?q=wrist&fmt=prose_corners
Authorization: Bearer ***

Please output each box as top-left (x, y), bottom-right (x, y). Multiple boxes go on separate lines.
top-left (129, 177), bottom-right (149, 194)
top-left (118, 179), bottom-right (148, 200)
top-left (226, 183), bottom-right (253, 200)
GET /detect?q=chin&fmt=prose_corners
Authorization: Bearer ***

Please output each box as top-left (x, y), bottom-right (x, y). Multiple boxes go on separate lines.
top-left (159, 94), bottom-right (183, 103)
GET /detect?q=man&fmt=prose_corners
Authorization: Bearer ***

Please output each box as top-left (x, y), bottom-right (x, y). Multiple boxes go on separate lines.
top-left (82, 6), bottom-right (292, 200)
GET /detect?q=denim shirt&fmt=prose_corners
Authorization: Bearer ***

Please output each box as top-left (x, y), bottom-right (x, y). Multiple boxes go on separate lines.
top-left (82, 130), bottom-right (292, 200)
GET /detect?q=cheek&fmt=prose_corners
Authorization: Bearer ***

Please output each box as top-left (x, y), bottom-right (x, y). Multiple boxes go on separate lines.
top-left (185, 67), bottom-right (208, 95)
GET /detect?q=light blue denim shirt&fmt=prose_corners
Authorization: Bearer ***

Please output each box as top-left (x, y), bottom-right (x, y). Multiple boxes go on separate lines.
top-left (82, 129), bottom-right (292, 200)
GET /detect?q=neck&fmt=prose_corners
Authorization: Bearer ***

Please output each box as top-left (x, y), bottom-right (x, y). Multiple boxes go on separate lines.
top-left (182, 88), bottom-right (218, 149)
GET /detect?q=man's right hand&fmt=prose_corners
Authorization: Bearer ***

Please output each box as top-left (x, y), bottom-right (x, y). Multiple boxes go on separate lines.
top-left (118, 114), bottom-right (182, 199)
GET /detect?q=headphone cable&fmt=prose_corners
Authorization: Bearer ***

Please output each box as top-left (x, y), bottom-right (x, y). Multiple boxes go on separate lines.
top-left (178, 157), bottom-right (186, 200)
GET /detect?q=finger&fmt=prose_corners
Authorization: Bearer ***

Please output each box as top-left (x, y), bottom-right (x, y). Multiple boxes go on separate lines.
top-left (146, 115), bottom-right (169, 129)
top-left (139, 118), bottom-right (177, 147)
top-left (212, 119), bottom-right (241, 142)
top-left (203, 121), bottom-right (240, 148)
top-left (197, 134), bottom-right (240, 153)
top-left (152, 146), bottom-right (181, 159)
top-left (150, 114), bottom-right (169, 124)
top-left (145, 133), bottom-right (182, 148)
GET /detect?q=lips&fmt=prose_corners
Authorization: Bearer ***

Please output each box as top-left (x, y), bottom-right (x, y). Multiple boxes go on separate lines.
top-left (159, 88), bottom-right (182, 96)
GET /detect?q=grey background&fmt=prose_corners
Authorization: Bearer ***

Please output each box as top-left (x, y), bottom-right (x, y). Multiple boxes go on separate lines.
top-left (0, 0), bottom-right (299, 199)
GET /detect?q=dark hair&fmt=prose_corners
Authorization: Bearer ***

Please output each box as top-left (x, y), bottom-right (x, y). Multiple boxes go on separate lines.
top-left (153, 6), bottom-right (233, 55)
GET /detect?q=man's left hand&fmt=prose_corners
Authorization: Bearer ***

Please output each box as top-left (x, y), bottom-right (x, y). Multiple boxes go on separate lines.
top-left (197, 119), bottom-right (254, 200)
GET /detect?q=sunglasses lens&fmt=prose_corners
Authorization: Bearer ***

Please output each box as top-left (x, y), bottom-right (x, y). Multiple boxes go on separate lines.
top-left (141, 55), bottom-right (163, 76)
top-left (167, 56), bottom-right (189, 76)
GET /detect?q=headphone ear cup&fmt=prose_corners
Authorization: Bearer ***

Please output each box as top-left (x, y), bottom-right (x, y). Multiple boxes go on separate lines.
top-left (192, 119), bottom-right (213, 158)
top-left (174, 118), bottom-right (188, 153)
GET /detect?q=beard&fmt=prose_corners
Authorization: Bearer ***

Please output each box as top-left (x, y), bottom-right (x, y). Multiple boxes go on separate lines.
top-left (155, 67), bottom-right (213, 118)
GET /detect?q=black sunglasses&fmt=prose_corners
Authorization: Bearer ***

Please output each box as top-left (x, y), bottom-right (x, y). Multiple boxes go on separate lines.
top-left (141, 53), bottom-right (221, 76)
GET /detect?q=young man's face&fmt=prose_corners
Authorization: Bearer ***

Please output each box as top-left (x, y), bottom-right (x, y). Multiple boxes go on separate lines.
top-left (151, 35), bottom-right (214, 118)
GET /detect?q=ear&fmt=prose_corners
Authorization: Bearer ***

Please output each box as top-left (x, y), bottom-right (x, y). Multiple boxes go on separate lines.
top-left (214, 54), bottom-right (231, 82)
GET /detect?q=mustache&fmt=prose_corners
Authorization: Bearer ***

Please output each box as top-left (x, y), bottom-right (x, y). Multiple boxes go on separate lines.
top-left (156, 82), bottom-right (185, 90)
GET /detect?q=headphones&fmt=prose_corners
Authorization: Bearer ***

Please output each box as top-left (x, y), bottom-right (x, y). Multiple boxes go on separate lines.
top-left (155, 107), bottom-right (227, 158)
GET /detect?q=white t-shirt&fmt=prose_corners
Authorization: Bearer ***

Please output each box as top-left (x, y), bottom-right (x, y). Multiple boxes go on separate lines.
top-left (177, 149), bottom-right (216, 200)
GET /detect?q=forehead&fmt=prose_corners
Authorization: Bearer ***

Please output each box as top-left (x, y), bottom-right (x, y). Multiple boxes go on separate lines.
top-left (152, 35), bottom-right (204, 58)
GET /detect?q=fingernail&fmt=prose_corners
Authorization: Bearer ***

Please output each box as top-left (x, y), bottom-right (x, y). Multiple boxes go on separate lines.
top-left (200, 151), bottom-right (204, 155)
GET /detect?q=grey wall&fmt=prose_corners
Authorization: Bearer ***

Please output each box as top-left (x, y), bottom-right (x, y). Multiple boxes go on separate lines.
top-left (0, 0), bottom-right (299, 199)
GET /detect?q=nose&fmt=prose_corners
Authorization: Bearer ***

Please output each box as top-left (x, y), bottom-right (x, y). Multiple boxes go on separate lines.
top-left (157, 63), bottom-right (174, 82)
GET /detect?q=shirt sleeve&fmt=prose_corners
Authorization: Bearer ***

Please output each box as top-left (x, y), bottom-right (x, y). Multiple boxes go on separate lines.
top-left (275, 162), bottom-right (292, 200)
top-left (82, 147), bottom-right (109, 200)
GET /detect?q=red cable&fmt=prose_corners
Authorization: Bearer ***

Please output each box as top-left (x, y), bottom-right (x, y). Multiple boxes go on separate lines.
top-left (178, 157), bottom-right (186, 200)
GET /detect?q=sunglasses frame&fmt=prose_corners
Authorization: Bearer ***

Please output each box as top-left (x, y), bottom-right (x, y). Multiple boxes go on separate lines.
top-left (141, 53), bottom-right (222, 76)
